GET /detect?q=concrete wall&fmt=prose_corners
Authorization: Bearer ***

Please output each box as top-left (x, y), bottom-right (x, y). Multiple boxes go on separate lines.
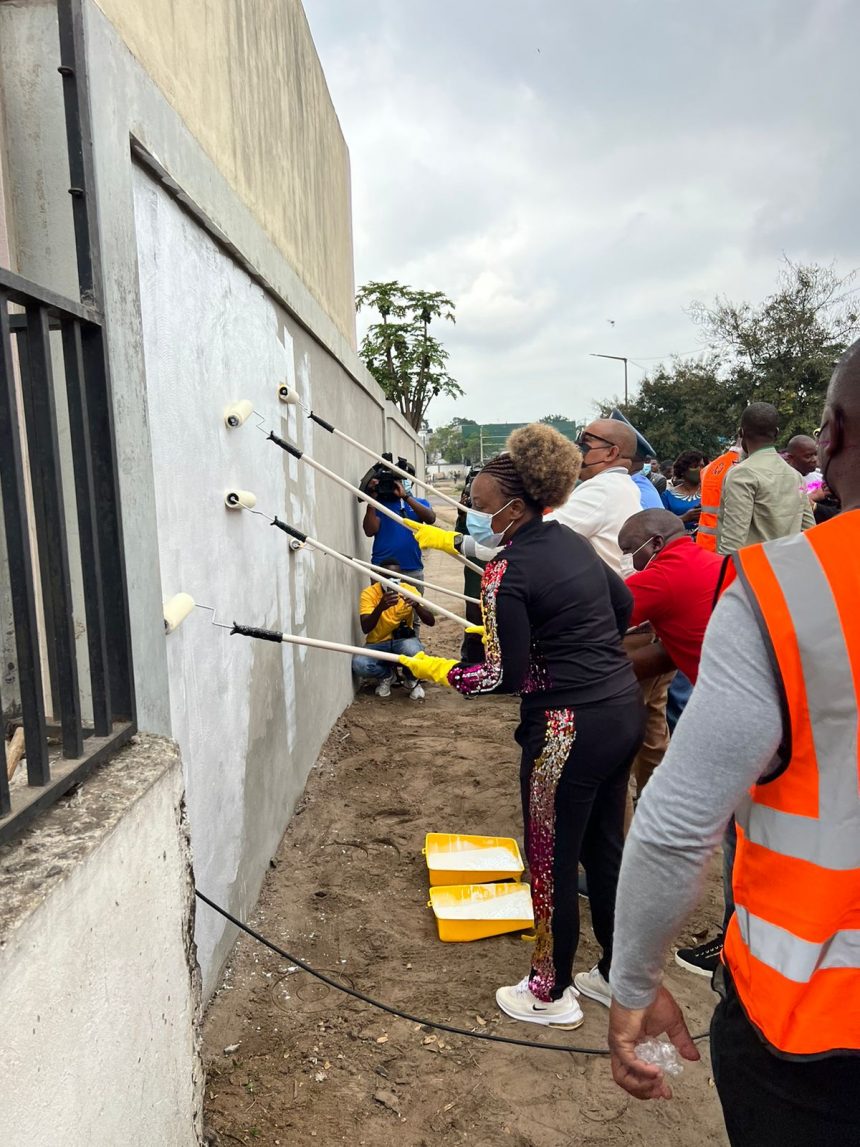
top-left (133, 167), bottom-right (390, 987)
top-left (90, 0), bottom-right (356, 347)
top-left (0, 736), bottom-right (203, 1147)
top-left (0, 0), bottom-right (422, 999)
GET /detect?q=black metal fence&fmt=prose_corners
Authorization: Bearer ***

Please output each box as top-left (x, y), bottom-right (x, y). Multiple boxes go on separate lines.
top-left (0, 0), bottom-right (135, 842)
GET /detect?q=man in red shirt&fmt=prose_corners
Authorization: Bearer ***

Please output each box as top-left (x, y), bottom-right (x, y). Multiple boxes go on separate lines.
top-left (619, 508), bottom-right (723, 688)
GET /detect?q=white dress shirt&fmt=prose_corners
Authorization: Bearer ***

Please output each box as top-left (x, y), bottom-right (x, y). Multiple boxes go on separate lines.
top-left (546, 467), bottom-right (641, 573)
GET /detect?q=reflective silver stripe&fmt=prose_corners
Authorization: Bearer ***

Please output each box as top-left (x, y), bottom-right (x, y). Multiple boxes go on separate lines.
top-left (700, 505), bottom-right (720, 515)
top-left (697, 523), bottom-right (717, 536)
top-left (741, 533), bottom-right (860, 869)
top-left (735, 906), bottom-right (860, 983)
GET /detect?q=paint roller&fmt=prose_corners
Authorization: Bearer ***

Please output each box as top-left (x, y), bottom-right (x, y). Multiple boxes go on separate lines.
top-left (264, 430), bottom-right (486, 574)
top-left (162, 591), bottom-right (403, 664)
top-left (242, 508), bottom-right (472, 629)
top-left (224, 489), bottom-right (257, 510)
top-left (277, 383), bottom-right (467, 514)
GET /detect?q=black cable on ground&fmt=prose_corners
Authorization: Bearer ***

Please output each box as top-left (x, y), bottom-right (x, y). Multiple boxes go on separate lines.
top-left (196, 889), bottom-right (710, 1057)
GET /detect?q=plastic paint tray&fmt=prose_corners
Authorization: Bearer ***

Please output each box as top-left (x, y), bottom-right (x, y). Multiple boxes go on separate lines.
top-left (429, 882), bottom-right (534, 942)
top-left (424, 832), bottom-right (525, 886)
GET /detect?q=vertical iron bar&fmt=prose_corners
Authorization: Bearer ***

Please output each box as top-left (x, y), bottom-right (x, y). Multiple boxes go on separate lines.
top-left (0, 294), bottom-right (50, 783)
top-left (0, 693), bottom-right (11, 818)
top-left (79, 326), bottom-right (135, 721)
top-left (15, 332), bottom-right (61, 718)
top-left (56, 0), bottom-right (101, 306)
top-left (62, 319), bottom-right (110, 734)
top-left (24, 304), bottom-right (83, 759)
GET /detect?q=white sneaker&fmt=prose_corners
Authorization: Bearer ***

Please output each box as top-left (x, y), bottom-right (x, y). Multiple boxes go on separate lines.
top-left (375, 674), bottom-right (394, 698)
top-left (496, 975), bottom-right (584, 1029)
top-left (574, 965), bottom-right (612, 1008)
top-left (408, 682), bottom-right (425, 701)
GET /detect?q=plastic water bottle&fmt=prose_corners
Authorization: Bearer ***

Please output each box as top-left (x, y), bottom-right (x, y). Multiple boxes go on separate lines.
top-left (634, 1037), bottom-right (684, 1077)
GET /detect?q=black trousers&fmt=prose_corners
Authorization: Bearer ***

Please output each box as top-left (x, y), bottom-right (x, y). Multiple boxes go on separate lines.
top-left (711, 968), bottom-right (860, 1147)
top-left (516, 695), bottom-right (645, 999)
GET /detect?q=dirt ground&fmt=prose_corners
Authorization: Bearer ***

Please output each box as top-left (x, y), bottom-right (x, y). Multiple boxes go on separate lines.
top-left (202, 538), bottom-right (729, 1147)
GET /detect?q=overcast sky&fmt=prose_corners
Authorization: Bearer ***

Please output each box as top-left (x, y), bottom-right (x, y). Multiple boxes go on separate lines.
top-left (304, 0), bottom-right (858, 429)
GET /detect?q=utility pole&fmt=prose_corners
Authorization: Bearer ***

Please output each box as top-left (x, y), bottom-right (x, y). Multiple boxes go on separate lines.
top-left (590, 353), bottom-right (629, 408)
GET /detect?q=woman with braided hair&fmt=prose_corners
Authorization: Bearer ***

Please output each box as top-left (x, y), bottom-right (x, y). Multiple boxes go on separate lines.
top-left (401, 424), bottom-right (644, 1028)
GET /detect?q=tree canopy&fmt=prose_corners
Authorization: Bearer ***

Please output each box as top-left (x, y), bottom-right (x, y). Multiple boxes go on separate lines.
top-left (600, 260), bottom-right (858, 460)
top-left (356, 281), bottom-right (462, 430)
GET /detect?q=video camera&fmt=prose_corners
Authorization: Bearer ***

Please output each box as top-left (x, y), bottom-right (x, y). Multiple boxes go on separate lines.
top-left (359, 453), bottom-right (416, 502)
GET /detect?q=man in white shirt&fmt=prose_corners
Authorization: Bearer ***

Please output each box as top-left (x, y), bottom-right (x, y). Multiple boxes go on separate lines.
top-left (547, 418), bottom-right (640, 573)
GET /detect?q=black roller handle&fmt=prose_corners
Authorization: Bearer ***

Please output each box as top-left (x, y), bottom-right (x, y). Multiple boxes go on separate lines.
top-left (271, 517), bottom-right (307, 543)
top-left (268, 431), bottom-right (303, 459)
top-left (231, 623), bottom-right (284, 643)
top-left (309, 411), bottom-right (335, 434)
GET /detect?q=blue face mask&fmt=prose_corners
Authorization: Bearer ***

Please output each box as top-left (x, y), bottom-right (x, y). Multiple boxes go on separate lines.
top-left (641, 463), bottom-right (652, 476)
top-left (402, 478), bottom-right (413, 495)
top-left (465, 499), bottom-right (515, 547)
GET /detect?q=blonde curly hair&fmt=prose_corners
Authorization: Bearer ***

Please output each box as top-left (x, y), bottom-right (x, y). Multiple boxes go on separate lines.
top-left (480, 423), bottom-right (581, 511)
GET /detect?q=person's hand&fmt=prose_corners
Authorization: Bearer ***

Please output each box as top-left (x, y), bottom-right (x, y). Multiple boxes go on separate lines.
top-left (399, 652), bottom-right (458, 686)
top-left (405, 522), bottom-right (459, 555)
top-left (465, 624), bottom-right (486, 646)
top-left (367, 477), bottom-right (380, 494)
top-left (608, 988), bottom-right (700, 1101)
top-left (381, 590), bottom-right (401, 609)
top-left (392, 480), bottom-right (407, 500)
top-left (681, 507), bottom-right (701, 524)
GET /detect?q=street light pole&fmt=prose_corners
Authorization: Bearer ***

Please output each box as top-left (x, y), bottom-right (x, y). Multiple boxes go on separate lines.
top-left (590, 353), bottom-right (629, 408)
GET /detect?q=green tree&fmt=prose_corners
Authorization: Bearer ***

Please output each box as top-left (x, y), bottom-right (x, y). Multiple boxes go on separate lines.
top-left (598, 356), bottom-right (739, 461)
top-left (690, 259), bottom-right (858, 439)
top-left (356, 280), bottom-right (463, 430)
top-left (428, 418), bottom-right (477, 465)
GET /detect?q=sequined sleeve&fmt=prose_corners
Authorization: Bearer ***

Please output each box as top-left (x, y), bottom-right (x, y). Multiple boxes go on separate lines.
top-left (447, 557), bottom-right (532, 696)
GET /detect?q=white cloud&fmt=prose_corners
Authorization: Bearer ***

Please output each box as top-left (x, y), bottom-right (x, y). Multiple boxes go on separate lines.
top-left (305, 0), bottom-right (859, 428)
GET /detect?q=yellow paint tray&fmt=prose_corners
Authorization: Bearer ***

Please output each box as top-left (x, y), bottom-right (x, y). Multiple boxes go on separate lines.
top-left (429, 882), bottom-right (534, 942)
top-left (424, 832), bottom-right (525, 886)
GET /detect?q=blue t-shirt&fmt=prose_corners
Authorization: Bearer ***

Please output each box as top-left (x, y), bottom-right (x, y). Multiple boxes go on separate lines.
top-left (631, 470), bottom-right (663, 510)
top-left (661, 486), bottom-right (701, 531)
top-left (371, 498), bottom-right (430, 570)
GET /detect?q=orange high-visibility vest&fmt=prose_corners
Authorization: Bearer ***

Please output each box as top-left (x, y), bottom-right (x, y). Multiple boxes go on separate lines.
top-left (721, 512), bottom-right (860, 1057)
top-left (697, 448), bottom-right (740, 551)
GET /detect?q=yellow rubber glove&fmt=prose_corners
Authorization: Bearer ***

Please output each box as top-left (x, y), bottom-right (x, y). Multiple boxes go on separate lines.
top-left (465, 624), bottom-right (487, 646)
top-left (399, 651), bottom-right (459, 686)
top-left (403, 521), bottom-right (459, 555)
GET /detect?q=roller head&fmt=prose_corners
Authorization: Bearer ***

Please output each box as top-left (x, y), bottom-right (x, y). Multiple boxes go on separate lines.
top-left (277, 383), bottom-right (301, 406)
top-left (224, 399), bottom-right (254, 428)
top-left (163, 593), bottom-right (195, 634)
top-left (225, 489), bottom-right (257, 510)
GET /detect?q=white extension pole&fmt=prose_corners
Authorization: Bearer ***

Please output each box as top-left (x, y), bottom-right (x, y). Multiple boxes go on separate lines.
top-left (277, 631), bottom-right (402, 663)
top-left (267, 516), bottom-right (472, 629)
top-left (280, 384), bottom-right (468, 513)
top-left (350, 555), bottom-right (481, 606)
top-left (268, 431), bottom-right (485, 575)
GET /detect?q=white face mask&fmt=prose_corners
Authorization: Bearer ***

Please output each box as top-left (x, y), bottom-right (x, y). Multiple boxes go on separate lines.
top-left (619, 537), bottom-right (656, 579)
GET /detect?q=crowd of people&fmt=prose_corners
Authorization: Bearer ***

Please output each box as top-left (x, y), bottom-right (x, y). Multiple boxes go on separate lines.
top-left (345, 344), bottom-right (859, 1146)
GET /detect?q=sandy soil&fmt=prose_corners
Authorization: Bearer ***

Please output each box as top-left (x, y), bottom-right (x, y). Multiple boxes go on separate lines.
top-left (201, 542), bottom-right (729, 1147)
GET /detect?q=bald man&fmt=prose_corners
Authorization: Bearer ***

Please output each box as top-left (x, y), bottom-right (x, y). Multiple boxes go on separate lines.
top-left (546, 419), bottom-right (640, 572)
top-left (784, 433), bottom-right (819, 478)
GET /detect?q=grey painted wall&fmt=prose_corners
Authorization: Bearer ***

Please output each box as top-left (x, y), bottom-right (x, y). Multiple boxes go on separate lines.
top-left (0, 0), bottom-right (423, 994)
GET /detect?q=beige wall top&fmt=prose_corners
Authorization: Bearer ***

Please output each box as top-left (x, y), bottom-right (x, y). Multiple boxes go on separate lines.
top-left (94, 0), bottom-right (356, 346)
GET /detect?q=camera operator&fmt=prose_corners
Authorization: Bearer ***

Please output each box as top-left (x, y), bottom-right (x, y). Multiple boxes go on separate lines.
top-left (362, 458), bottom-right (436, 591)
top-left (351, 561), bottom-right (436, 701)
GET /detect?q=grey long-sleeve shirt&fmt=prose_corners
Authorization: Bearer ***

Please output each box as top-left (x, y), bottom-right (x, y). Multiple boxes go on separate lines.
top-left (609, 581), bottom-right (784, 1009)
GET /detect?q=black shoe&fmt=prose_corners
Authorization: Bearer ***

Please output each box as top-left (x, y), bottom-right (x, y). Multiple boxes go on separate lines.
top-left (675, 934), bottom-right (724, 976)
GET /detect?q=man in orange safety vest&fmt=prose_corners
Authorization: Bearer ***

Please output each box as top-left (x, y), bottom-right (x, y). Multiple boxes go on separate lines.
top-left (606, 339), bottom-right (860, 1145)
top-left (696, 440), bottom-right (741, 551)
